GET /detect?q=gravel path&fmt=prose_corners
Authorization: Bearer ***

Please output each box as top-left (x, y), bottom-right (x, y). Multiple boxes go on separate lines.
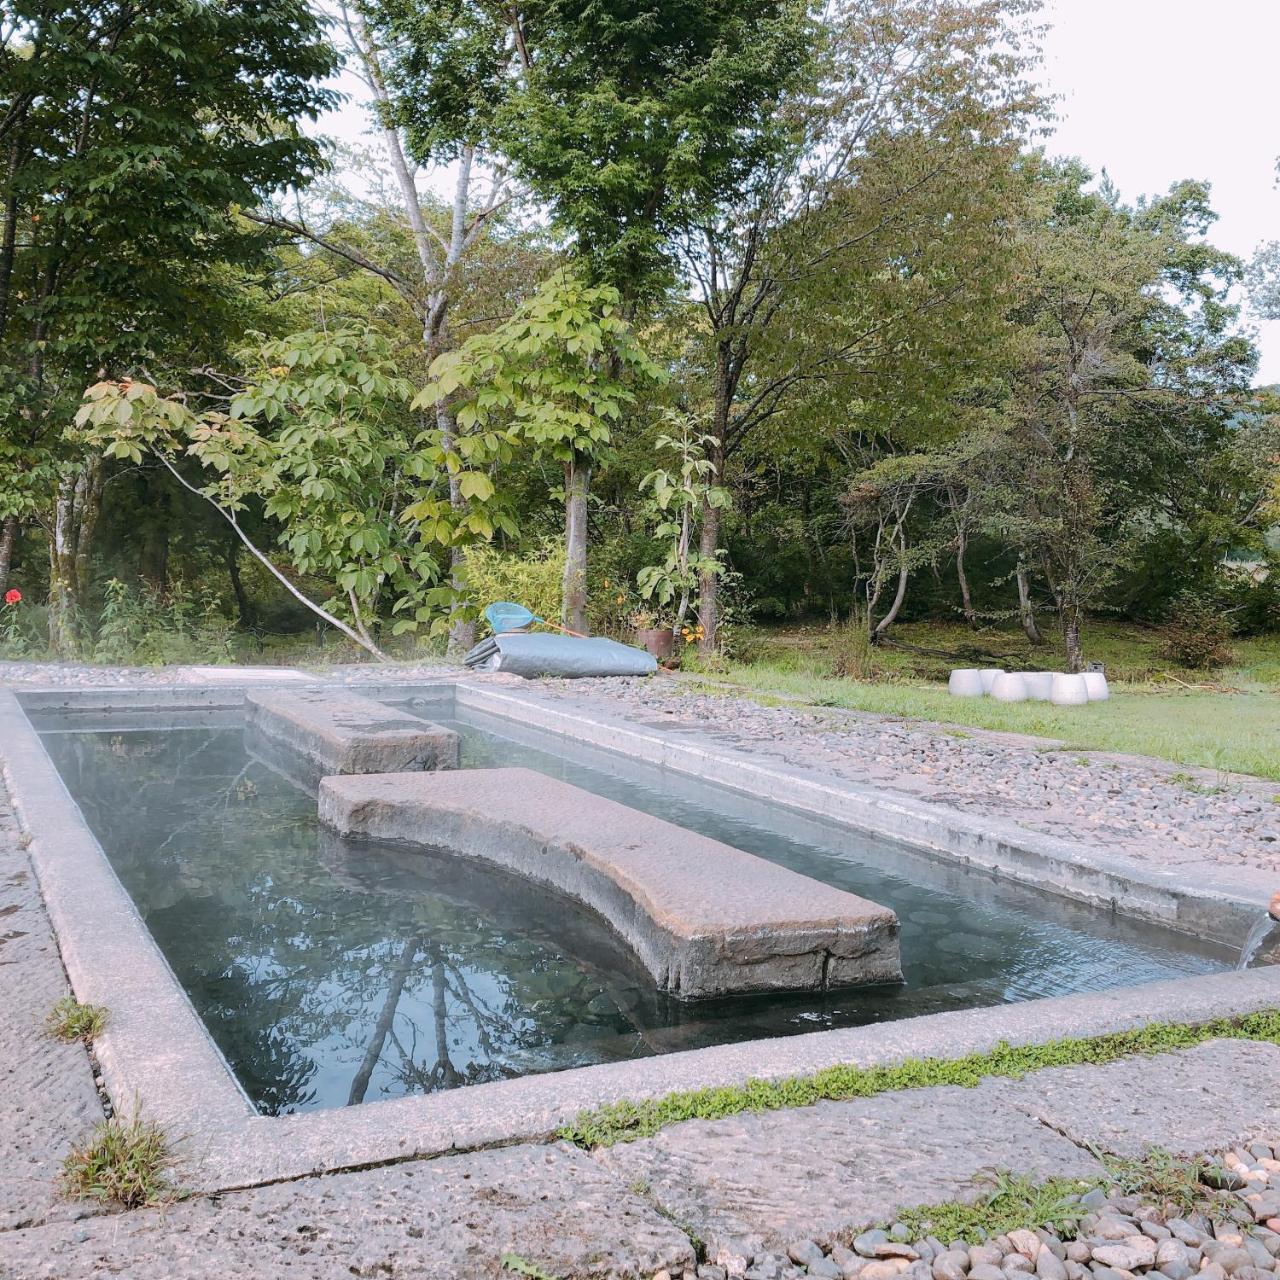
top-left (536, 678), bottom-right (1280, 875)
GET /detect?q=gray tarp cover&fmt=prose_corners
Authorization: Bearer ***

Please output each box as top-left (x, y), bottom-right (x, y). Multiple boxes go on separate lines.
top-left (462, 632), bottom-right (658, 678)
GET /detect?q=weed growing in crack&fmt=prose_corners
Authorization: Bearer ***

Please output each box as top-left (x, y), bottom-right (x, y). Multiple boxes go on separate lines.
top-left (891, 1170), bottom-right (1098, 1243)
top-left (46, 995), bottom-right (108, 1043)
top-left (61, 1106), bottom-right (176, 1209)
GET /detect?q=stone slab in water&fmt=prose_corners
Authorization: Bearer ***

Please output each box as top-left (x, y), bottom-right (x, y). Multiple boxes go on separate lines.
top-left (318, 766), bottom-right (902, 999)
top-left (244, 688), bottom-right (459, 782)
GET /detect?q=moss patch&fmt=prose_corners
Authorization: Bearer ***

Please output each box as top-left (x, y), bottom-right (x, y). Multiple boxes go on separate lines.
top-left (558, 1009), bottom-right (1280, 1148)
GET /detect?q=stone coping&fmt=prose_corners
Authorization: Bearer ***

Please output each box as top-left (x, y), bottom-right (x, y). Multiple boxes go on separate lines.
top-left (244, 687), bottom-right (459, 782)
top-left (2, 680), bottom-right (1277, 1197)
top-left (319, 766), bottom-right (902, 998)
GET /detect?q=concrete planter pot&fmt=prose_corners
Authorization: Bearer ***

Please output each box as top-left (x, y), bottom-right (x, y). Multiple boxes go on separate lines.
top-left (1050, 673), bottom-right (1090, 706)
top-left (989, 672), bottom-right (1029, 703)
top-left (1022, 672), bottom-right (1055, 701)
top-left (635, 628), bottom-right (675, 661)
top-left (948, 669), bottom-right (985, 698)
top-left (979, 669), bottom-right (1005, 694)
top-left (1083, 672), bottom-right (1110, 702)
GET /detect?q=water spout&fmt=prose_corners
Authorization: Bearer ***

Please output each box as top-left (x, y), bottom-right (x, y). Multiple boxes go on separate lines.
top-left (1237, 893), bottom-right (1280, 970)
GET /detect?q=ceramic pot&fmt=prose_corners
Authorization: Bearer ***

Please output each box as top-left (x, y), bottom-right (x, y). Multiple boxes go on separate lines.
top-left (1050, 673), bottom-right (1090, 706)
top-left (635, 627), bottom-right (674, 661)
top-left (990, 672), bottom-right (1029, 703)
top-left (948, 669), bottom-right (985, 698)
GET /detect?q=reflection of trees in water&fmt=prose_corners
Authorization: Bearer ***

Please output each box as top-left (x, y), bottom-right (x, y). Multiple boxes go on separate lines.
top-left (43, 729), bottom-right (664, 1113)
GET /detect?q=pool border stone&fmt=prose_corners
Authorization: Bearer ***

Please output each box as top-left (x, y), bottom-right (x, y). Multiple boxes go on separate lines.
top-left (2, 677), bottom-right (1278, 1196)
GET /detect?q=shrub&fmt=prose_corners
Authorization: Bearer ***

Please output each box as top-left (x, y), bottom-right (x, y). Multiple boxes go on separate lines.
top-left (1157, 594), bottom-right (1235, 669)
top-left (92, 578), bottom-right (234, 665)
top-left (462, 540), bottom-right (564, 635)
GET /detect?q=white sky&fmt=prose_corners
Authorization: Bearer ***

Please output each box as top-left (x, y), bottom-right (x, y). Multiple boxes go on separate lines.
top-left (1040, 0), bottom-right (1280, 382)
top-left (316, 0), bottom-right (1280, 381)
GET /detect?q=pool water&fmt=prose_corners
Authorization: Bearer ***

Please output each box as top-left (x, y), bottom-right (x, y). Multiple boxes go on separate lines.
top-left (39, 709), bottom-right (1229, 1114)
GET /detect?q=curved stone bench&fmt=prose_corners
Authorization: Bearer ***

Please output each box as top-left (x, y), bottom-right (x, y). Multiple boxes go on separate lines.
top-left (245, 689), bottom-right (459, 787)
top-left (318, 767), bottom-right (902, 1000)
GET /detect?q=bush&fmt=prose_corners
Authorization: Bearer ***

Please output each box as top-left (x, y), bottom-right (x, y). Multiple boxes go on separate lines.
top-left (1158, 595), bottom-right (1235, 669)
top-left (461, 540), bottom-right (564, 635)
top-left (92, 578), bottom-right (234, 665)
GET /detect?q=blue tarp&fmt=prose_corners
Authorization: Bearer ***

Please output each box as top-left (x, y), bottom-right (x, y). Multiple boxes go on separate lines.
top-left (462, 632), bottom-right (657, 678)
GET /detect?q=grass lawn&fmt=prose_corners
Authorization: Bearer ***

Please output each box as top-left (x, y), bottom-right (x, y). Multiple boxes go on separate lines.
top-left (696, 619), bottom-right (1280, 781)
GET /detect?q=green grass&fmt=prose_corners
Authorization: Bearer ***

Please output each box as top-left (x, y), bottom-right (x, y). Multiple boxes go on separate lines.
top-left (891, 1170), bottom-right (1099, 1243)
top-left (61, 1107), bottom-right (176, 1208)
top-left (558, 1009), bottom-right (1280, 1149)
top-left (696, 619), bottom-right (1280, 780)
top-left (46, 995), bottom-right (109, 1043)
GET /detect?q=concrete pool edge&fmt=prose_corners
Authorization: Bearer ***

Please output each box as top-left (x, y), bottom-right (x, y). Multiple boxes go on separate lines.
top-left (0, 689), bottom-right (255, 1139)
top-left (453, 680), bottom-right (1274, 946)
top-left (2, 677), bottom-right (1277, 1195)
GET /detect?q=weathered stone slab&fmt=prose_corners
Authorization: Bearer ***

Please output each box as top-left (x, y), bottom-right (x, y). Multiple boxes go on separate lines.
top-left (319, 766), bottom-right (901, 998)
top-left (1, 1142), bottom-right (696, 1279)
top-left (244, 688), bottom-right (459, 785)
top-left (593, 1079), bottom-right (1104, 1258)
top-left (995, 1037), bottom-right (1280, 1157)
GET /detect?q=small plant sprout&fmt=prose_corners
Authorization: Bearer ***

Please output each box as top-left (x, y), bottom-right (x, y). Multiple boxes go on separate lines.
top-left (501, 1255), bottom-right (560, 1280)
top-left (61, 1106), bottom-right (175, 1208)
top-left (46, 995), bottom-right (109, 1043)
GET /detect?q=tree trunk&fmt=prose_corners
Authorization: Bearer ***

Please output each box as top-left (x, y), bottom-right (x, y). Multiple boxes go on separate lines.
top-left (0, 516), bottom-right (17, 596)
top-left (226, 537), bottom-right (253, 627)
top-left (872, 559), bottom-right (909, 642)
top-left (955, 530), bottom-right (976, 627)
top-left (1062, 592), bottom-right (1084, 673)
top-left (48, 457), bottom-right (106, 655)
top-left (1016, 567), bottom-right (1042, 645)
top-left (695, 491), bottom-right (720, 655)
top-left (48, 476), bottom-right (82, 657)
top-left (562, 454), bottom-right (590, 634)
top-left (73, 456), bottom-right (103, 602)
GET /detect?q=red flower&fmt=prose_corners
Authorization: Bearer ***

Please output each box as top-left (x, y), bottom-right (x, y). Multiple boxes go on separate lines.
top-left (3, 589), bottom-right (20, 605)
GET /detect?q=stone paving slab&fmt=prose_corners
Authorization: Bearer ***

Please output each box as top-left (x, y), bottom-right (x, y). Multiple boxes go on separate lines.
top-left (0, 1143), bottom-right (695, 1280)
top-left (245, 687), bottom-right (460, 782)
top-left (996, 1037), bottom-right (1280, 1158)
top-left (0, 787), bottom-right (104, 1234)
top-left (320, 766), bottom-right (902, 998)
top-left (593, 1078), bottom-right (1105, 1259)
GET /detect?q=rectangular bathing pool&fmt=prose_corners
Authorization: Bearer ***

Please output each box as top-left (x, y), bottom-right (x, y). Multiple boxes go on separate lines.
top-left (36, 698), bottom-right (1230, 1114)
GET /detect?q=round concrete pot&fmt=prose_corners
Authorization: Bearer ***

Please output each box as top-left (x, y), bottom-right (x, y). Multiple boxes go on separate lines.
top-left (948, 669), bottom-right (985, 698)
top-left (978, 668), bottom-right (1005, 694)
top-left (1050, 673), bottom-right (1090, 706)
top-left (1083, 671), bottom-right (1110, 702)
top-left (1022, 671), bottom-right (1055, 701)
top-left (989, 672), bottom-right (1029, 703)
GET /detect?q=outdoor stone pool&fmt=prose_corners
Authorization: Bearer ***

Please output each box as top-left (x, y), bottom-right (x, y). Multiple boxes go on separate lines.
top-left (30, 686), bottom-right (1232, 1115)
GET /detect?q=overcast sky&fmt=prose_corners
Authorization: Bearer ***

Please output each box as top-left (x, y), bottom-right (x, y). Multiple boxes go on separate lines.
top-left (1040, 0), bottom-right (1280, 383)
top-left (318, 0), bottom-right (1280, 382)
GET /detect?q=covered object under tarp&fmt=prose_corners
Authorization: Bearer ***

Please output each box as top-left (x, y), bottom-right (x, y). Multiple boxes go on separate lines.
top-left (462, 632), bottom-right (658, 678)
